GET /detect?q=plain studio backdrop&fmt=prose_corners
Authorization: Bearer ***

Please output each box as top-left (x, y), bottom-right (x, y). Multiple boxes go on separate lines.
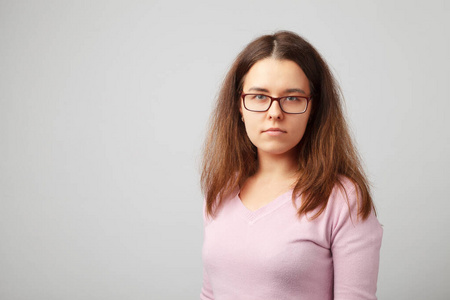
top-left (1, 0), bottom-right (449, 299)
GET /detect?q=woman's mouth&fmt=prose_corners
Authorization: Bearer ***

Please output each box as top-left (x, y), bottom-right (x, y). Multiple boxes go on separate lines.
top-left (263, 128), bottom-right (286, 136)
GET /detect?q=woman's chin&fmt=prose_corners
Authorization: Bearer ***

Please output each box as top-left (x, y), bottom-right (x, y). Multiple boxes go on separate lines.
top-left (257, 146), bottom-right (297, 157)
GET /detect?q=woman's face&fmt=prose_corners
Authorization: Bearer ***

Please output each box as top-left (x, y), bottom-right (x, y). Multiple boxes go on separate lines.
top-left (240, 58), bottom-right (311, 157)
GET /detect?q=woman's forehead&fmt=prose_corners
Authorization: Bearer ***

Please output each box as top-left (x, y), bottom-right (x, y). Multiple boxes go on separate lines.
top-left (243, 58), bottom-right (310, 95)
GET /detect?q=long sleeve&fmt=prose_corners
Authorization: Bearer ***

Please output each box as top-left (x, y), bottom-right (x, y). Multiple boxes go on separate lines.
top-left (200, 265), bottom-right (214, 300)
top-left (330, 186), bottom-right (383, 300)
top-left (200, 181), bottom-right (382, 299)
top-left (200, 200), bottom-right (214, 300)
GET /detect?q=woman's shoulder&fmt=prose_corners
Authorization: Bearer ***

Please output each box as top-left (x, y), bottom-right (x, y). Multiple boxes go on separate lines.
top-left (335, 175), bottom-right (358, 194)
top-left (325, 176), bottom-right (372, 223)
top-left (328, 176), bottom-right (383, 248)
top-left (202, 186), bottom-right (240, 226)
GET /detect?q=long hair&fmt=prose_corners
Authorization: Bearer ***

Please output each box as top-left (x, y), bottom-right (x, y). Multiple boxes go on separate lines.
top-left (201, 31), bottom-right (375, 220)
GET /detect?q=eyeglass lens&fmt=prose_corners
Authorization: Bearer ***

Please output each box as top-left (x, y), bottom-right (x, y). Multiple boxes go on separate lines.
top-left (244, 94), bottom-right (307, 113)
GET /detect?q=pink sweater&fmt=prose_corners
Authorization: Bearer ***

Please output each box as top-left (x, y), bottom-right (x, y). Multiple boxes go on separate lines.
top-left (201, 179), bottom-right (383, 300)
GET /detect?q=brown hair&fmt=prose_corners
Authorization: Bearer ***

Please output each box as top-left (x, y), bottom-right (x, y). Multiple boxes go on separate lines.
top-left (201, 31), bottom-right (375, 220)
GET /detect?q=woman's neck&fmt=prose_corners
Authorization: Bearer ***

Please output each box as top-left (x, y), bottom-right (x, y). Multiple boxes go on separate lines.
top-left (254, 148), bottom-right (299, 183)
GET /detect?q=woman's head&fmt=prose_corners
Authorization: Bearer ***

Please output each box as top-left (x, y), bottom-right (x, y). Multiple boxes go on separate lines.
top-left (213, 31), bottom-right (341, 168)
top-left (202, 31), bottom-right (374, 220)
top-left (240, 57), bottom-right (312, 158)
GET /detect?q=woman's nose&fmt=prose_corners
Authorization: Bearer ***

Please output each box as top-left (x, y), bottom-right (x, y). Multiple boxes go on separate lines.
top-left (267, 100), bottom-right (283, 119)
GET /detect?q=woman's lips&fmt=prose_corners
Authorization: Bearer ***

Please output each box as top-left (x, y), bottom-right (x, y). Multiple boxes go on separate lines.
top-left (263, 128), bottom-right (286, 136)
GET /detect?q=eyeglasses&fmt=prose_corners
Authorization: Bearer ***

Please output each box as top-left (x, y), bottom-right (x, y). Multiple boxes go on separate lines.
top-left (241, 93), bottom-right (311, 114)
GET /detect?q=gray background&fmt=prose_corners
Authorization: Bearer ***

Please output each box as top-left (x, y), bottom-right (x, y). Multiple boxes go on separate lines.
top-left (1, 0), bottom-right (449, 299)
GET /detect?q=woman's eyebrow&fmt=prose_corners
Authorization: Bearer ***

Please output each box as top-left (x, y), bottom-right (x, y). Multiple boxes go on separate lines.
top-left (284, 88), bottom-right (306, 94)
top-left (247, 87), bottom-right (307, 95)
top-left (248, 87), bottom-right (270, 92)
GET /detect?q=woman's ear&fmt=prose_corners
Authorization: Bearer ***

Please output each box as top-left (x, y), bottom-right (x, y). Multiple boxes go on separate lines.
top-left (239, 104), bottom-right (244, 123)
top-left (307, 101), bottom-right (313, 124)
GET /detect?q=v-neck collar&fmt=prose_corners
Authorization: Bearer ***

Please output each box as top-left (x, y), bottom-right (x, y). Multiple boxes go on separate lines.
top-left (234, 189), bottom-right (293, 224)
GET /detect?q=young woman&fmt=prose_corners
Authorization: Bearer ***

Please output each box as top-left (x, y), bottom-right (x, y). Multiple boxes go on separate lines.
top-left (200, 31), bottom-right (383, 300)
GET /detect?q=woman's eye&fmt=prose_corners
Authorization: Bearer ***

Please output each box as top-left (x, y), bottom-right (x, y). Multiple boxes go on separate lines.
top-left (286, 96), bottom-right (299, 101)
top-left (255, 95), bottom-right (267, 100)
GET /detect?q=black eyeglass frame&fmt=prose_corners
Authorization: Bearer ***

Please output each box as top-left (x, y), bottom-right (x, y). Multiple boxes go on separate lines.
top-left (241, 93), bottom-right (312, 114)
